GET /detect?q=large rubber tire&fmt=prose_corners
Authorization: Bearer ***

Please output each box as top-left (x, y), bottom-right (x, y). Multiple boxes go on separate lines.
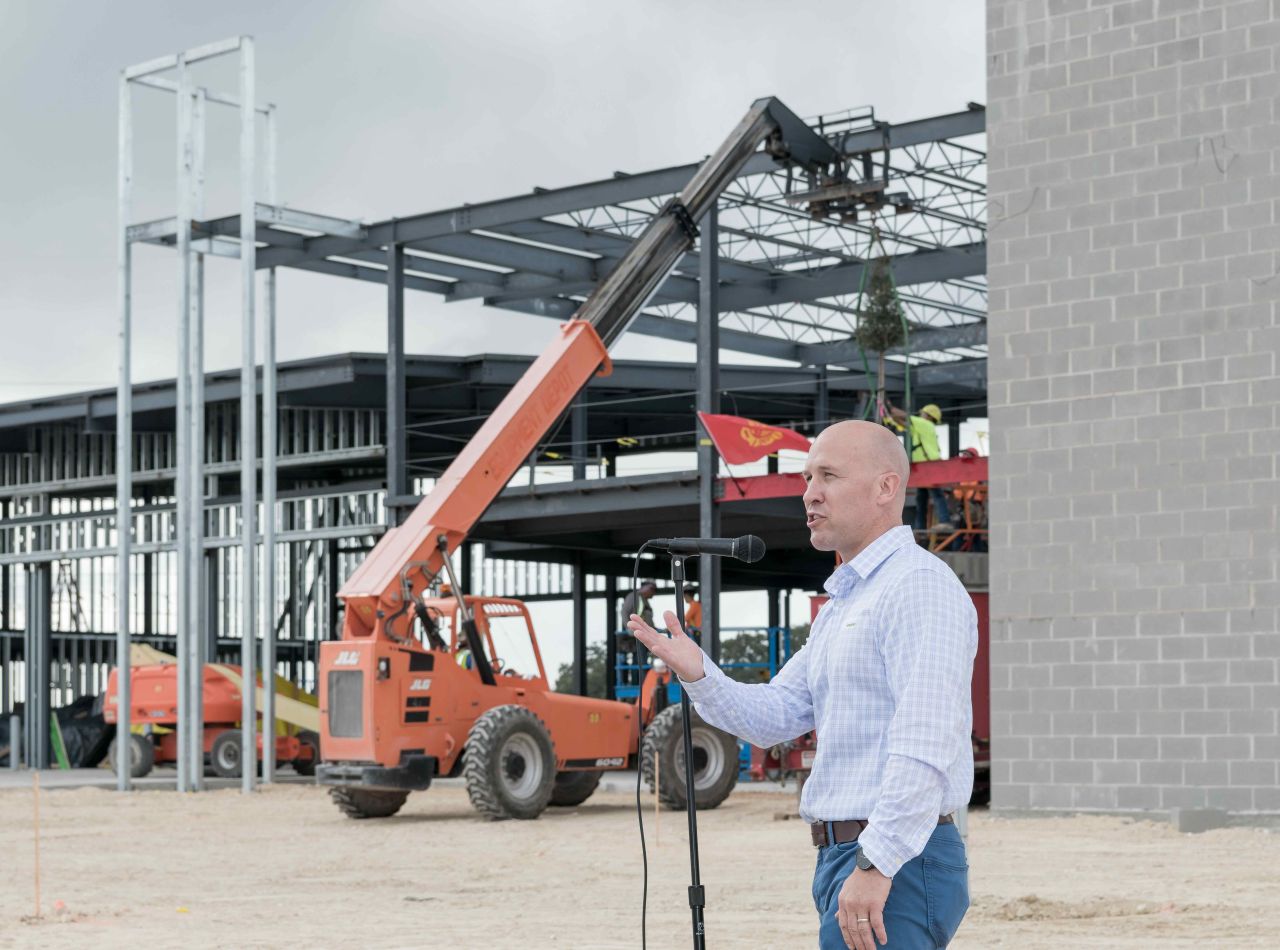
top-left (210, 730), bottom-right (243, 778)
top-left (329, 787), bottom-right (410, 819)
top-left (549, 769), bottom-right (602, 807)
top-left (641, 704), bottom-right (739, 811)
top-left (293, 731), bottom-right (319, 777)
top-left (107, 733), bottom-right (155, 779)
top-left (464, 705), bottom-right (556, 820)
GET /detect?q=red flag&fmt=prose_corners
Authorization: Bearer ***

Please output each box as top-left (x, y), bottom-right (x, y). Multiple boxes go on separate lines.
top-left (696, 412), bottom-right (812, 465)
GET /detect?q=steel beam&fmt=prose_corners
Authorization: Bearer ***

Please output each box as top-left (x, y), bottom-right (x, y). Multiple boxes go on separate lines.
top-left (911, 358), bottom-right (988, 388)
top-left (256, 203), bottom-right (365, 239)
top-left (256, 108), bottom-right (984, 271)
top-left (719, 243), bottom-right (987, 312)
top-left (123, 37), bottom-right (243, 79)
top-left (799, 322), bottom-right (987, 366)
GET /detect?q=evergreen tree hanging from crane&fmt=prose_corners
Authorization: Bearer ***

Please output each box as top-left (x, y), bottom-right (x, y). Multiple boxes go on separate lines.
top-left (854, 251), bottom-right (907, 426)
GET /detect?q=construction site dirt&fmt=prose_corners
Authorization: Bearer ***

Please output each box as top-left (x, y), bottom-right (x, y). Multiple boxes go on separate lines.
top-left (2, 782), bottom-right (1278, 948)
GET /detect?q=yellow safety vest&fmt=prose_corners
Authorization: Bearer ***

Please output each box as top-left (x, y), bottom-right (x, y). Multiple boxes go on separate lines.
top-left (909, 416), bottom-right (941, 462)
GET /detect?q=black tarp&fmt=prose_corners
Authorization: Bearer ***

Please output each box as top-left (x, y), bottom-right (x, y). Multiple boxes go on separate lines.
top-left (0, 696), bottom-right (115, 768)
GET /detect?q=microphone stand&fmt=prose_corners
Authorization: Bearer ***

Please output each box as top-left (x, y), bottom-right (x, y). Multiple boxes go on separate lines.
top-left (668, 553), bottom-right (707, 948)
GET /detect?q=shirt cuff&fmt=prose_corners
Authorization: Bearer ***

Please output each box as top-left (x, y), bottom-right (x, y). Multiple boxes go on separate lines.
top-left (676, 651), bottom-right (723, 700)
top-left (854, 827), bottom-right (911, 880)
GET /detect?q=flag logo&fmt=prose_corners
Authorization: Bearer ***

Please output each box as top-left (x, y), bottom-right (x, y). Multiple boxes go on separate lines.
top-left (740, 425), bottom-right (784, 448)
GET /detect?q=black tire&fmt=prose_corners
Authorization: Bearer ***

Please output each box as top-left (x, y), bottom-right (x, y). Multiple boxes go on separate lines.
top-left (293, 731), bottom-right (319, 777)
top-left (107, 733), bottom-right (155, 778)
top-left (329, 787), bottom-right (410, 819)
top-left (210, 730), bottom-right (244, 778)
top-left (641, 704), bottom-right (738, 811)
top-left (549, 769), bottom-right (602, 807)
top-left (464, 705), bottom-right (556, 820)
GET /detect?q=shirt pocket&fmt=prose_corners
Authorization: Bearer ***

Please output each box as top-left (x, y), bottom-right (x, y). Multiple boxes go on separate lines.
top-left (828, 610), bottom-right (881, 679)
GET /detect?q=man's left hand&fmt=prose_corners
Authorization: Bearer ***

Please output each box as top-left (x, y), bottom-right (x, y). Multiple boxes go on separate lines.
top-left (836, 865), bottom-right (891, 949)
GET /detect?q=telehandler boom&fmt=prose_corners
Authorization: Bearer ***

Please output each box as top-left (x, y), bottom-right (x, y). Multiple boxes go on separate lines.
top-left (318, 99), bottom-right (840, 819)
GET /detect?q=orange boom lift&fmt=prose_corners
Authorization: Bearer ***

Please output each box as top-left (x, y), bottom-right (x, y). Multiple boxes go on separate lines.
top-left (317, 98), bottom-right (840, 818)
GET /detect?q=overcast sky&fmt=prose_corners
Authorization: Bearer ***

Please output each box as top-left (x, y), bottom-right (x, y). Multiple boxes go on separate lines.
top-left (0, 0), bottom-right (985, 404)
top-left (1, 1), bottom-right (985, 675)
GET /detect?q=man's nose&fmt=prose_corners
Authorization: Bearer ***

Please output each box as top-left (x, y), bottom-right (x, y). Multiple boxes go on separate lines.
top-left (802, 480), bottom-right (819, 506)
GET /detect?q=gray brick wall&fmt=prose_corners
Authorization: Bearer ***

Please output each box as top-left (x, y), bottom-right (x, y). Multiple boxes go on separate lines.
top-left (987, 0), bottom-right (1280, 815)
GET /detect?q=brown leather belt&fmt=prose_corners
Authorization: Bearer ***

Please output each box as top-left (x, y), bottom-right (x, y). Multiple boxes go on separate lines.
top-left (810, 814), bottom-right (954, 848)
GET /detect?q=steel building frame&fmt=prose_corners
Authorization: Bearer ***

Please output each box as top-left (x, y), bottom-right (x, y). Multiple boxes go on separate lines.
top-left (4, 35), bottom-right (986, 789)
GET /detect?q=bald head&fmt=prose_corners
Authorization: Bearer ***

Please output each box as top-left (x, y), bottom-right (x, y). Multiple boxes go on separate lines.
top-left (814, 421), bottom-right (909, 504)
top-left (802, 420), bottom-right (910, 560)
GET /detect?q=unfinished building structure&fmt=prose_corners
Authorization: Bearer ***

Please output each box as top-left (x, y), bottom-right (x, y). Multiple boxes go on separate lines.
top-left (0, 52), bottom-right (988, 785)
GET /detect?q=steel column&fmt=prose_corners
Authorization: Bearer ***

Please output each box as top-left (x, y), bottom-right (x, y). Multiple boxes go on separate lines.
top-left (604, 572), bottom-right (618, 701)
top-left (460, 543), bottom-right (473, 594)
top-left (114, 71), bottom-right (133, 791)
top-left (572, 552), bottom-right (587, 695)
top-left (239, 37), bottom-right (258, 793)
top-left (186, 77), bottom-right (209, 791)
top-left (696, 204), bottom-right (721, 663)
top-left (205, 550), bottom-right (219, 663)
top-left (174, 52), bottom-right (194, 792)
top-left (386, 242), bottom-right (406, 525)
top-left (23, 564), bottom-right (51, 770)
top-left (262, 266), bottom-right (278, 781)
top-left (570, 395), bottom-right (588, 481)
top-left (262, 102), bottom-right (279, 781)
top-left (815, 365), bottom-right (830, 432)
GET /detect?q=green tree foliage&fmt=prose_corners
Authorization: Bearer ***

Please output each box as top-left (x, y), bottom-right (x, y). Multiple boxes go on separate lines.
top-left (719, 624), bottom-right (811, 683)
top-left (854, 257), bottom-right (905, 354)
top-left (553, 626), bottom-right (813, 693)
top-left (554, 642), bottom-right (608, 698)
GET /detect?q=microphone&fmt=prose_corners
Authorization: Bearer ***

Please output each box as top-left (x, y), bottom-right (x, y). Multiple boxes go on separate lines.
top-left (648, 535), bottom-right (766, 563)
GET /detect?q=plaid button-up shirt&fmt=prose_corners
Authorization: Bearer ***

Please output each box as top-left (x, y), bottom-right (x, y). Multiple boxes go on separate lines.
top-left (680, 524), bottom-right (977, 877)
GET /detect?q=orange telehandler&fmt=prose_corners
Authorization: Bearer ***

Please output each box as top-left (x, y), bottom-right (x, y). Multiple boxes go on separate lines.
top-left (317, 97), bottom-right (841, 819)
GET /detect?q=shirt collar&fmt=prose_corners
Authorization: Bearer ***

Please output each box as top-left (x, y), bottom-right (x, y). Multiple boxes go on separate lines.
top-left (822, 525), bottom-right (916, 598)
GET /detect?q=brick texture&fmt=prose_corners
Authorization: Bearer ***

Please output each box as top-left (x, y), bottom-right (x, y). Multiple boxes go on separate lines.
top-left (987, 0), bottom-right (1280, 815)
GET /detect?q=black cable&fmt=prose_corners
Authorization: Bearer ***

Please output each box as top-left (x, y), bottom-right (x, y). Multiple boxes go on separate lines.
top-left (627, 542), bottom-right (654, 950)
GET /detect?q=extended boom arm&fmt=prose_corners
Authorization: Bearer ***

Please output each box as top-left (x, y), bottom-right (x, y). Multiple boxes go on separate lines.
top-left (337, 97), bottom-right (836, 642)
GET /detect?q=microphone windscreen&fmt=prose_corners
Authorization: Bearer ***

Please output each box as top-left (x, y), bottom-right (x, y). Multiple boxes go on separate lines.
top-left (738, 534), bottom-right (766, 563)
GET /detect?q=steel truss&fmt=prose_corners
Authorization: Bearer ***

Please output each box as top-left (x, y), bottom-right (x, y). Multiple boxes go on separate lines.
top-left (129, 104), bottom-right (987, 383)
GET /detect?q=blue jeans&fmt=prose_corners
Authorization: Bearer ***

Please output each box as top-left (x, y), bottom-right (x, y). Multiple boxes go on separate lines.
top-left (812, 823), bottom-right (969, 948)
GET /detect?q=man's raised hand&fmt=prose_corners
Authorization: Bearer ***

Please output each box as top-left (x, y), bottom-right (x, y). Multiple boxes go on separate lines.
top-left (625, 610), bottom-right (706, 683)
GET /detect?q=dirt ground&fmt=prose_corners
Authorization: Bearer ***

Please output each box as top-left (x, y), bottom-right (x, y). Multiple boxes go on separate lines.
top-left (1, 780), bottom-right (1278, 949)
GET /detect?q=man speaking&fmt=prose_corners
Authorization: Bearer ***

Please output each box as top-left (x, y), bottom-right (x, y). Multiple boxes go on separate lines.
top-left (627, 420), bottom-right (976, 949)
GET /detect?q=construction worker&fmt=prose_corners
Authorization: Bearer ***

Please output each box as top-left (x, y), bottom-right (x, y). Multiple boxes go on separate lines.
top-left (628, 421), bottom-right (975, 950)
top-left (886, 399), bottom-right (952, 533)
top-left (682, 586), bottom-right (703, 636)
top-left (619, 580), bottom-right (657, 631)
top-left (616, 581), bottom-right (657, 687)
